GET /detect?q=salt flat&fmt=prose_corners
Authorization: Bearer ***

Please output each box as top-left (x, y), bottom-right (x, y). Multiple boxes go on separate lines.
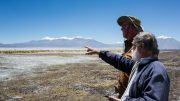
top-left (0, 53), bottom-right (98, 81)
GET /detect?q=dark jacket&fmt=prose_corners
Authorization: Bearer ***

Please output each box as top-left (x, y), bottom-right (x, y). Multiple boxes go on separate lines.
top-left (99, 51), bottom-right (170, 101)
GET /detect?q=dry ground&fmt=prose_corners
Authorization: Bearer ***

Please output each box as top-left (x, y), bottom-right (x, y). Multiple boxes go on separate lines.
top-left (0, 60), bottom-right (118, 101)
top-left (0, 50), bottom-right (180, 101)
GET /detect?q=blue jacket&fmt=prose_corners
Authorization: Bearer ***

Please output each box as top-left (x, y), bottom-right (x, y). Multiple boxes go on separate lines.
top-left (99, 51), bottom-right (170, 101)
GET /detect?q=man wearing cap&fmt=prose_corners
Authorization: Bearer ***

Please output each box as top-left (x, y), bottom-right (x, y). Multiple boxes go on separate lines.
top-left (85, 15), bottom-right (144, 98)
top-left (114, 16), bottom-right (144, 97)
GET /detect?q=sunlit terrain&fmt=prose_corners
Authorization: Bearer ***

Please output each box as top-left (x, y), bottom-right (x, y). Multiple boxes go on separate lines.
top-left (0, 49), bottom-right (179, 101)
top-left (0, 53), bottom-right (97, 81)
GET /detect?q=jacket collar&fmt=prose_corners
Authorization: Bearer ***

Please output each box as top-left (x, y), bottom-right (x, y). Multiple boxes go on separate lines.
top-left (137, 56), bottom-right (158, 71)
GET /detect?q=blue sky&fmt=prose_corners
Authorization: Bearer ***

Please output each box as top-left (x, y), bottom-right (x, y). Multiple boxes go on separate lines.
top-left (0, 0), bottom-right (180, 44)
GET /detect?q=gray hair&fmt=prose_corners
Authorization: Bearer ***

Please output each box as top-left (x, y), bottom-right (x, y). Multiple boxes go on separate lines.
top-left (133, 32), bottom-right (159, 55)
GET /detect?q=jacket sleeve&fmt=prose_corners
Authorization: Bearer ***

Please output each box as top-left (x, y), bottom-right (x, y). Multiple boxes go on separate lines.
top-left (125, 63), bottom-right (170, 101)
top-left (99, 51), bottom-right (135, 73)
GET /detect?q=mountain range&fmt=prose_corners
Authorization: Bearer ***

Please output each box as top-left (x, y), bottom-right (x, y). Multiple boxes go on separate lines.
top-left (157, 36), bottom-right (180, 49)
top-left (0, 36), bottom-right (180, 49)
top-left (0, 37), bottom-right (122, 48)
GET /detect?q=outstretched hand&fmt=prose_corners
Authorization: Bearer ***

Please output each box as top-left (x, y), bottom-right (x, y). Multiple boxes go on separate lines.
top-left (84, 46), bottom-right (100, 55)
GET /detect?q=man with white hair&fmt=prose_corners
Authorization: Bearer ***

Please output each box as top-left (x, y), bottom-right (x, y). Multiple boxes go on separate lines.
top-left (85, 32), bottom-right (170, 101)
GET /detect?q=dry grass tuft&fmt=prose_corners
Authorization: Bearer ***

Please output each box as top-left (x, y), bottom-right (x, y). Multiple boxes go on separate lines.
top-left (0, 60), bottom-right (118, 101)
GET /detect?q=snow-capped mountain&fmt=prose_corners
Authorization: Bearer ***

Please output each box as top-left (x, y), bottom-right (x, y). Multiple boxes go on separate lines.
top-left (0, 36), bottom-right (121, 48)
top-left (0, 36), bottom-right (179, 49)
top-left (41, 36), bottom-right (92, 41)
top-left (157, 36), bottom-right (180, 49)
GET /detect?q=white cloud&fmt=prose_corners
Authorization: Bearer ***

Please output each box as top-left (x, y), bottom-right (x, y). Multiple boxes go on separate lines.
top-left (41, 36), bottom-right (58, 40)
top-left (75, 36), bottom-right (83, 38)
top-left (116, 41), bottom-right (123, 44)
top-left (41, 36), bottom-right (92, 40)
top-left (157, 35), bottom-right (172, 39)
top-left (60, 37), bottom-right (74, 40)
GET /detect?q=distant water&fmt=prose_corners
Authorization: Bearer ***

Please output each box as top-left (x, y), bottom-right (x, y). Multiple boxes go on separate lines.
top-left (0, 54), bottom-right (97, 81)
